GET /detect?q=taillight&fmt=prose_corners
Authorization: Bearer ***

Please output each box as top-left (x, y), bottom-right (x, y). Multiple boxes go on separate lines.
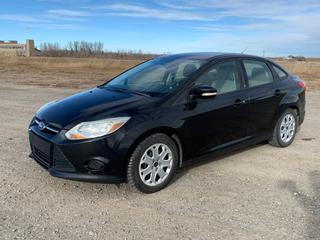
top-left (297, 81), bottom-right (306, 89)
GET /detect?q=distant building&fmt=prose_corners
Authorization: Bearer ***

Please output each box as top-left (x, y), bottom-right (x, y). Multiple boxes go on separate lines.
top-left (0, 39), bottom-right (37, 57)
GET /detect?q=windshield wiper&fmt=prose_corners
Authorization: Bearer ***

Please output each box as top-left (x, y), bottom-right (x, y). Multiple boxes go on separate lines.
top-left (105, 85), bottom-right (151, 97)
top-left (129, 90), bottom-right (151, 97)
top-left (108, 86), bottom-right (128, 93)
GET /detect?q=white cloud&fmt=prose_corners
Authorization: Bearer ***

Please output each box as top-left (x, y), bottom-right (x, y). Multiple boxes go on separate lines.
top-left (47, 9), bottom-right (92, 17)
top-left (174, 25), bottom-right (319, 56)
top-left (0, 3), bottom-right (92, 30)
top-left (0, 12), bottom-right (86, 30)
top-left (24, 22), bottom-right (85, 30)
top-left (95, 3), bottom-right (217, 21)
top-left (165, 0), bottom-right (320, 55)
top-left (36, 0), bottom-right (65, 2)
top-left (156, 2), bottom-right (195, 10)
top-left (161, 0), bottom-right (320, 19)
top-left (0, 14), bottom-right (50, 23)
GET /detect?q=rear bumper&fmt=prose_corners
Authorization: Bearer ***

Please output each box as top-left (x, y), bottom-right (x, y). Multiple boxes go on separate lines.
top-left (299, 88), bottom-right (306, 125)
top-left (299, 109), bottom-right (305, 125)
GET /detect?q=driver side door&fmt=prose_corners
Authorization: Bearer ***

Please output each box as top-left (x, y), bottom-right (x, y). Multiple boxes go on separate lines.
top-left (179, 60), bottom-right (250, 157)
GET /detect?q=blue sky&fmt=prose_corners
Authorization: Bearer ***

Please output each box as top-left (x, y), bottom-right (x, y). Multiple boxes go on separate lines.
top-left (0, 0), bottom-right (319, 56)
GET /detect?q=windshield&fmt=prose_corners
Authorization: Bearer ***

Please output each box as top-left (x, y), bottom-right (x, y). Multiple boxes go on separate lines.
top-left (104, 56), bottom-right (206, 96)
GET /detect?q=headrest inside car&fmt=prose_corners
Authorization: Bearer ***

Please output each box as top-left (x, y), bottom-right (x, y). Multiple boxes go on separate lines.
top-left (183, 64), bottom-right (197, 77)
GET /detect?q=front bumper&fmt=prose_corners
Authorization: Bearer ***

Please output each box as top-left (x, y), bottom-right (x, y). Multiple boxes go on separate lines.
top-left (28, 122), bottom-right (129, 183)
top-left (29, 154), bottom-right (124, 183)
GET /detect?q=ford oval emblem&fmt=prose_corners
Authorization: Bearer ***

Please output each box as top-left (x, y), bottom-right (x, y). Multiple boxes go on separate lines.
top-left (38, 121), bottom-right (46, 131)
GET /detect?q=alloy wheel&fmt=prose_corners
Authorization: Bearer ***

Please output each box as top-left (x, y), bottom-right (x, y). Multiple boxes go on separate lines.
top-left (280, 113), bottom-right (296, 143)
top-left (139, 143), bottom-right (173, 186)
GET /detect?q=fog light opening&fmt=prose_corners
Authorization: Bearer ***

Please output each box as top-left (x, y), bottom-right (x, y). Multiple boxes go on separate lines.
top-left (86, 159), bottom-right (105, 172)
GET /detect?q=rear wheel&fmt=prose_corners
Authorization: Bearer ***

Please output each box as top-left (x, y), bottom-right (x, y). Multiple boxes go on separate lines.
top-left (269, 109), bottom-right (298, 147)
top-left (127, 133), bottom-right (178, 193)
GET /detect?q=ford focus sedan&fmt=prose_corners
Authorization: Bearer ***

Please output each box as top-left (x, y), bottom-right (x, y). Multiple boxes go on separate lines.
top-left (29, 53), bottom-right (306, 193)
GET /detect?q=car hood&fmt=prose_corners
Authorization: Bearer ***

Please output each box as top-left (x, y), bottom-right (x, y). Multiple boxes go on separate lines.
top-left (36, 87), bottom-right (155, 129)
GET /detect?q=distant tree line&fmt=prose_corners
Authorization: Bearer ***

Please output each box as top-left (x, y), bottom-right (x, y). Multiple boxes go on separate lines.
top-left (39, 41), bottom-right (159, 59)
top-left (287, 55), bottom-right (306, 61)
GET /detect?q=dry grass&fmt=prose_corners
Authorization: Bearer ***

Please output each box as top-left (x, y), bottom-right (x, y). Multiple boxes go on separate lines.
top-left (277, 60), bottom-right (320, 90)
top-left (0, 57), bottom-right (142, 88)
top-left (0, 56), bottom-right (319, 90)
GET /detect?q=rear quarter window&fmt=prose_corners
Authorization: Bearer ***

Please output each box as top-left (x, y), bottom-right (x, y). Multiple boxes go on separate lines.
top-left (272, 64), bottom-right (288, 80)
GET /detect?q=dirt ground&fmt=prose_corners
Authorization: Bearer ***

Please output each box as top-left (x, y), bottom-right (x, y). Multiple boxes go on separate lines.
top-left (0, 80), bottom-right (319, 239)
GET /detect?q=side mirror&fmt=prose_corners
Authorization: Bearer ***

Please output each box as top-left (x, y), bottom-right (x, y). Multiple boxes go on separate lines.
top-left (190, 85), bottom-right (217, 99)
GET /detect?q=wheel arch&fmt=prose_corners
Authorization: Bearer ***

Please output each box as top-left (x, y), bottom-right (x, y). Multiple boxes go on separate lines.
top-left (271, 102), bottom-right (300, 131)
top-left (288, 105), bottom-right (299, 116)
top-left (279, 93), bottom-right (301, 115)
top-left (124, 127), bottom-right (184, 173)
top-left (273, 93), bottom-right (301, 126)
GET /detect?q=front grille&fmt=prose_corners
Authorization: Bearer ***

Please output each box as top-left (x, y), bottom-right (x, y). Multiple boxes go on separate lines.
top-left (29, 132), bottom-right (52, 169)
top-left (32, 146), bottom-right (50, 169)
top-left (34, 118), bottom-right (60, 135)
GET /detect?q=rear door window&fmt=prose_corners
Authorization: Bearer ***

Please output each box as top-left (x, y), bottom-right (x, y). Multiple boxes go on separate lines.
top-left (242, 60), bottom-right (274, 87)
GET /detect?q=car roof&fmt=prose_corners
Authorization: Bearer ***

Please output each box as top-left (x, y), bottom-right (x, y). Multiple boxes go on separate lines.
top-left (162, 52), bottom-right (269, 61)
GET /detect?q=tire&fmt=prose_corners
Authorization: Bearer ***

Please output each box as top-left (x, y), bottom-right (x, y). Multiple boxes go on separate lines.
top-left (269, 108), bottom-right (298, 147)
top-left (127, 133), bottom-right (179, 193)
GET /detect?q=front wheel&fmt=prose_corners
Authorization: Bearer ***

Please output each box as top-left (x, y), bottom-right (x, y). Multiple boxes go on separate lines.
top-left (127, 133), bottom-right (178, 193)
top-left (269, 109), bottom-right (298, 147)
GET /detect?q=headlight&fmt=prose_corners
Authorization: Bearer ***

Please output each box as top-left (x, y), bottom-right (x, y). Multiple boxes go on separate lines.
top-left (65, 117), bottom-right (130, 140)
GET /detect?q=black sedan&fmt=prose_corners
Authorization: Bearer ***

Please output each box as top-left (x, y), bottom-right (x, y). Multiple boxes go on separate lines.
top-left (29, 53), bottom-right (306, 193)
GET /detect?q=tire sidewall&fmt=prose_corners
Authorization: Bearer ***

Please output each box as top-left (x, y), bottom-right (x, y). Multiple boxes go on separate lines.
top-left (128, 134), bottom-right (179, 193)
top-left (276, 109), bottom-right (298, 147)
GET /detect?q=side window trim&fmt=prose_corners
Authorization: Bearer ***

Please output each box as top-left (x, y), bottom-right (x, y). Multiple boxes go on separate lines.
top-left (235, 59), bottom-right (246, 90)
top-left (240, 58), bottom-right (275, 89)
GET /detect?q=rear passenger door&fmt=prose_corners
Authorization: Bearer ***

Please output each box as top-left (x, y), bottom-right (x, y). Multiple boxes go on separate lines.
top-left (241, 59), bottom-right (282, 137)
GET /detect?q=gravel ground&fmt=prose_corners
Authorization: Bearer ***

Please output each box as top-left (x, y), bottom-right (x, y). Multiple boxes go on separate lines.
top-left (0, 83), bottom-right (319, 240)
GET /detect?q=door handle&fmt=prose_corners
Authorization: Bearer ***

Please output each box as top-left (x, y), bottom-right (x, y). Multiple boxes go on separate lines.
top-left (233, 99), bottom-right (246, 107)
top-left (275, 89), bottom-right (286, 96)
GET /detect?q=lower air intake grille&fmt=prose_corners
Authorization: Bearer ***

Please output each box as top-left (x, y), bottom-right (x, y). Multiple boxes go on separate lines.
top-left (32, 146), bottom-right (50, 168)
